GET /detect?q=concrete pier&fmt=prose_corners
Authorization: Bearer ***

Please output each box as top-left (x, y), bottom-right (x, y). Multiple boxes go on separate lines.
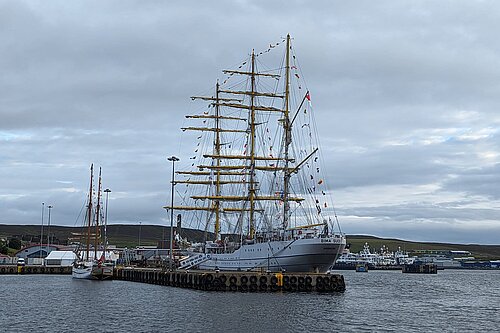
top-left (114, 267), bottom-right (346, 293)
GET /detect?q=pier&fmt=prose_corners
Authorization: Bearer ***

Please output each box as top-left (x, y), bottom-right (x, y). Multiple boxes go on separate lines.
top-left (1, 265), bottom-right (347, 293)
top-left (114, 267), bottom-right (346, 293)
top-left (402, 263), bottom-right (438, 274)
top-left (0, 265), bottom-right (72, 275)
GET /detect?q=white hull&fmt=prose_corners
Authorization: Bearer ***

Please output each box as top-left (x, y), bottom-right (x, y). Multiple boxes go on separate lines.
top-left (72, 262), bottom-right (93, 279)
top-left (72, 261), bottom-right (113, 280)
top-left (190, 235), bottom-right (346, 273)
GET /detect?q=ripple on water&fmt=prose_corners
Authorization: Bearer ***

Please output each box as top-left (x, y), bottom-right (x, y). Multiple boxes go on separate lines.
top-left (0, 270), bottom-right (499, 332)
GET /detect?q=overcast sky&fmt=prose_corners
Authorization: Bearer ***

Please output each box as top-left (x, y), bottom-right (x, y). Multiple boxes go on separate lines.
top-left (1, 0), bottom-right (499, 244)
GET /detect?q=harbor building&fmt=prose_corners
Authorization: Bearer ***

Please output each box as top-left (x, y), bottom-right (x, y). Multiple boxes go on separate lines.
top-left (44, 251), bottom-right (78, 267)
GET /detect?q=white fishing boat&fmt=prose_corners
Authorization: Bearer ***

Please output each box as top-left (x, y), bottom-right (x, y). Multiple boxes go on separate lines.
top-left (335, 243), bottom-right (417, 268)
top-left (166, 35), bottom-right (346, 273)
top-left (72, 165), bottom-right (113, 280)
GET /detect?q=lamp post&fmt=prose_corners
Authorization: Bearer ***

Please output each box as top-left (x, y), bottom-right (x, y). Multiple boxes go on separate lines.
top-left (46, 205), bottom-right (53, 255)
top-left (138, 221), bottom-right (142, 248)
top-left (104, 188), bottom-right (111, 255)
top-left (167, 155), bottom-right (179, 270)
top-left (40, 202), bottom-right (45, 259)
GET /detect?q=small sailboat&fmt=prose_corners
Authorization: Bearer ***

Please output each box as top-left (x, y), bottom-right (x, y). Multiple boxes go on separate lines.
top-left (166, 35), bottom-right (346, 273)
top-left (72, 165), bottom-right (113, 280)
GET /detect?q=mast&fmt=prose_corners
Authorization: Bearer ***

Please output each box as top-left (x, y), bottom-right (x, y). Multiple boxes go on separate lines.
top-left (86, 164), bottom-right (93, 261)
top-left (94, 167), bottom-right (102, 260)
top-left (283, 33), bottom-right (291, 230)
top-left (248, 50), bottom-right (257, 239)
top-left (214, 81), bottom-right (221, 241)
top-left (169, 36), bottom-right (312, 241)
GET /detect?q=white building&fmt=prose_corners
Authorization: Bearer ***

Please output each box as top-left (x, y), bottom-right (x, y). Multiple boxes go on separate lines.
top-left (44, 251), bottom-right (78, 267)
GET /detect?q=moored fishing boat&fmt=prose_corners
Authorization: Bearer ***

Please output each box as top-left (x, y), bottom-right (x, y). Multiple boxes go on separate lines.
top-left (166, 35), bottom-right (346, 273)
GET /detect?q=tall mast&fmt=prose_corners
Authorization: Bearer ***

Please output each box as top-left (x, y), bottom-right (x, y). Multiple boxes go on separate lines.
top-left (86, 164), bottom-right (93, 260)
top-left (169, 37), bottom-right (310, 240)
top-left (283, 34), bottom-right (291, 230)
top-left (94, 167), bottom-right (102, 260)
top-left (249, 50), bottom-right (257, 239)
top-left (214, 81), bottom-right (221, 241)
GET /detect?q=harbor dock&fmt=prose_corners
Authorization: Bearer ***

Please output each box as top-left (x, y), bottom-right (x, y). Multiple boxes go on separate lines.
top-left (402, 263), bottom-right (438, 274)
top-left (114, 267), bottom-right (346, 293)
top-left (0, 265), bottom-right (72, 274)
top-left (1, 265), bottom-right (346, 293)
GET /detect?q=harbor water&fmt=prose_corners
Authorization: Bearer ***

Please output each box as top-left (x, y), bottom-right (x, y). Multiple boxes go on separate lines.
top-left (1, 269), bottom-right (498, 332)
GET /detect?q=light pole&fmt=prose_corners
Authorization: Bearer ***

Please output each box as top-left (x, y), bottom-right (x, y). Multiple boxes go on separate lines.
top-left (104, 188), bottom-right (111, 255)
top-left (40, 202), bottom-right (45, 259)
top-left (167, 155), bottom-right (179, 270)
top-left (46, 205), bottom-right (53, 255)
top-left (138, 221), bottom-right (142, 248)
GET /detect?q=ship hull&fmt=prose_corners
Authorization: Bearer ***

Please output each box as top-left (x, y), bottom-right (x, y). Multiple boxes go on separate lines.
top-left (72, 261), bottom-right (93, 279)
top-left (197, 236), bottom-right (346, 273)
top-left (72, 261), bottom-right (113, 280)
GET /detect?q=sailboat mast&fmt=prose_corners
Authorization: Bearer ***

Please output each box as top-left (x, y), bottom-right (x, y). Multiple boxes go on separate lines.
top-left (249, 50), bottom-right (257, 239)
top-left (86, 164), bottom-right (94, 260)
top-left (214, 81), bottom-right (221, 241)
top-left (94, 167), bottom-right (102, 260)
top-left (283, 34), bottom-right (291, 230)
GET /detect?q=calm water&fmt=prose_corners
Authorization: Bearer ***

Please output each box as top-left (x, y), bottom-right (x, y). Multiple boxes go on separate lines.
top-left (1, 270), bottom-right (499, 332)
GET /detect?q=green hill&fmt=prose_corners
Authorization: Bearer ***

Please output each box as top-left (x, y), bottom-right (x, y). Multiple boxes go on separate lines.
top-left (0, 224), bottom-right (210, 248)
top-left (1, 225), bottom-right (499, 259)
top-left (346, 235), bottom-right (500, 260)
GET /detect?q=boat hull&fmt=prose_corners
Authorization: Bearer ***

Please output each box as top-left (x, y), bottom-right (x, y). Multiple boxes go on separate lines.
top-left (72, 264), bottom-right (93, 279)
top-left (196, 236), bottom-right (346, 273)
top-left (91, 266), bottom-right (114, 280)
top-left (72, 261), bottom-right (113, 280)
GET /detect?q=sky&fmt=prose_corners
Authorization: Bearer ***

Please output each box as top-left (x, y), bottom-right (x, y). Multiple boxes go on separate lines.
top-left (1, 0), bottom-right (499, 244)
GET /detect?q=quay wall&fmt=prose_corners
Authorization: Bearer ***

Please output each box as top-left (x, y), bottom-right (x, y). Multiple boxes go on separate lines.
top-left (114, 267), bottom-right (346, 293)
top-left (0, 265), bottom-right (72, 275)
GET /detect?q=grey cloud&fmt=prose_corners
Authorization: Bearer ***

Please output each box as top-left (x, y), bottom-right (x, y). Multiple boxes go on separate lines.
top-left (1, 0), bottom-right (499, 244)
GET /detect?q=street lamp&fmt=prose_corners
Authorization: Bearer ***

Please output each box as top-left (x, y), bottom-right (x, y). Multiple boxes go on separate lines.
top-left (40, 202), bottom-right (45, 259)
top-left (104, 188), bottom-right (111, 256)
top-left (46, 205), bottom-right (53, 255)
top-left (167, 155), bottom-right (179, 270)
top-left (138, 221), bottom-right (142, 248)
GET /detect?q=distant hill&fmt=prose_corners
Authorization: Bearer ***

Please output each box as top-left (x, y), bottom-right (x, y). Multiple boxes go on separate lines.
top-left (0, 224), bottom-right (210, 248)
top-left (346, 235), bottom-right (500, 260)
top-left (1, 225), bottom-right (499, 259)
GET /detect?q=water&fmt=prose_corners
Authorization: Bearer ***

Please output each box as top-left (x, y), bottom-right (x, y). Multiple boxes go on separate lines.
top-left (1, 270), bottom-right (499, 332)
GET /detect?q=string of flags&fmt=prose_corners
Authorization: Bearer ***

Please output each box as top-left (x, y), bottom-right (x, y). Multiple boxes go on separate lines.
top-left (181, 38), bottom-right (332, 217)
top-left (256, 39), bottom-right (286, 57)
top-left (221, 38), bottom-right (285, 85)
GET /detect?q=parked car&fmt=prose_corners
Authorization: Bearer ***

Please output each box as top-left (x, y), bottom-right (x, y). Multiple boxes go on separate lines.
top-left (17, 258), bottom-right (25, 266)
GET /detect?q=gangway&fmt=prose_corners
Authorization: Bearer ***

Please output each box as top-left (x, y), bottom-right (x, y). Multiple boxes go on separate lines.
top-left (178, 253), bottom-right (210, 270)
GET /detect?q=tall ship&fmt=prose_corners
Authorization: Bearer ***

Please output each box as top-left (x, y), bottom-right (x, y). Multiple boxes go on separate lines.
top-left (167, 35), bottom-right (346, 273)
top-left (72, 165), bottom-right (114, 280)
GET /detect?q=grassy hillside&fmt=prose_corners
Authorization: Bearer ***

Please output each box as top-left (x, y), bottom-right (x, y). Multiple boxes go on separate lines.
top-left (1, 225), bottom-right (499, 259)
top-left (346, 235), bottom-right (500, 259)
top-left (0, 224), bottom-right (210, 248)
